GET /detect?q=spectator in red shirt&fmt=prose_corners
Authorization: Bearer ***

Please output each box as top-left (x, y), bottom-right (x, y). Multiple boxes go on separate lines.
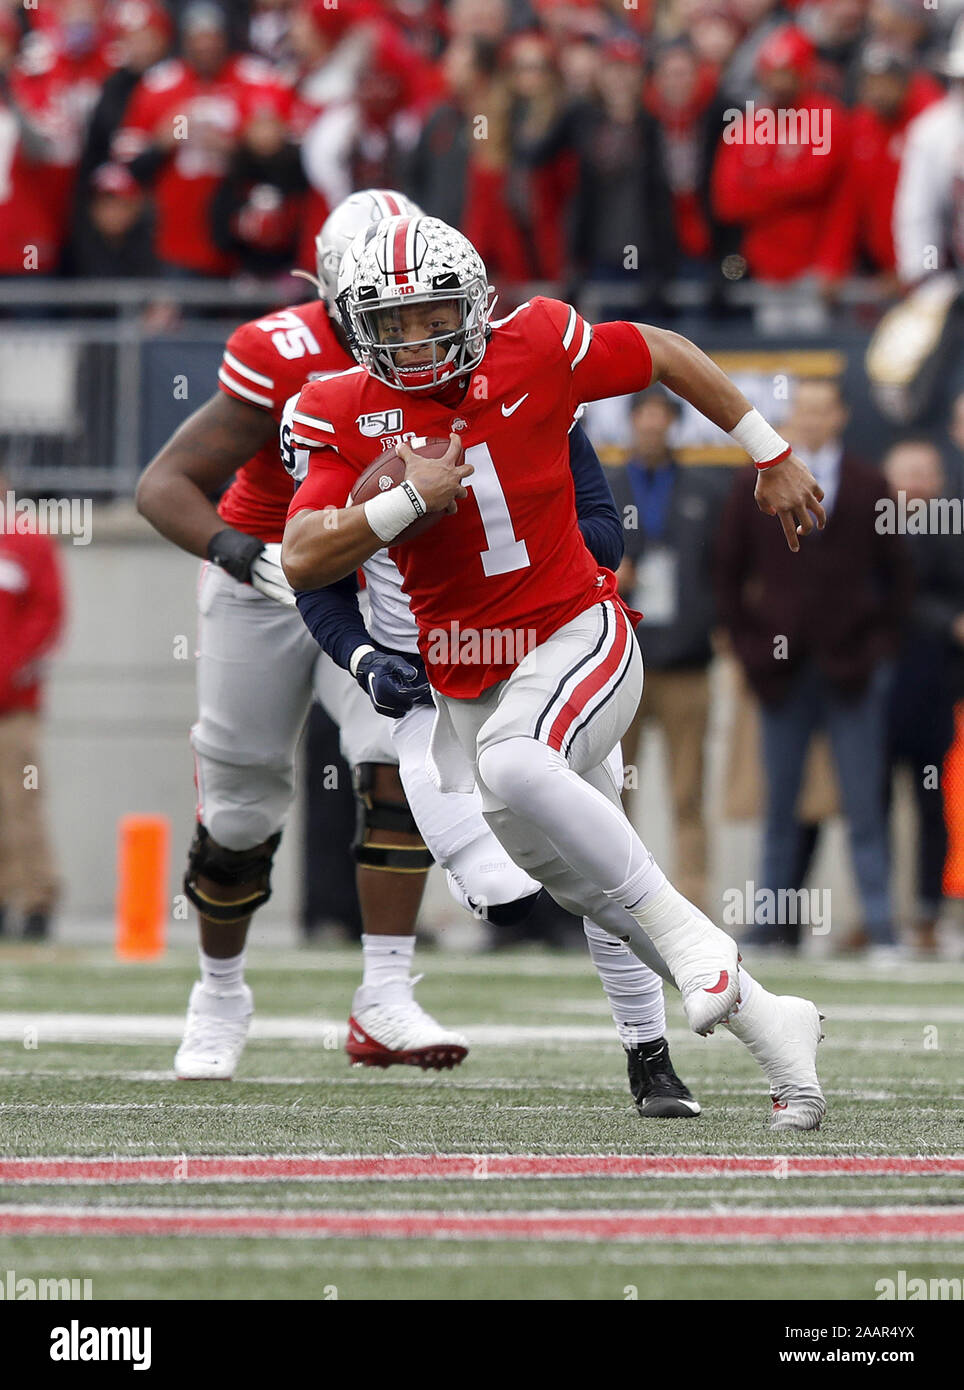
top-left (290, 0), bottom-right (439, 275)
top-left (14, 0), bottom-right (116, 260)
top-left (292, 0), bottom-right (438, 117)
top-left (0, 14), bottom-right (61, 275)
top-left (78, 1), bottom-right (174, 189)
top-left (818, 43), bottom-right (942, 290)
top-left (711, 23), bottom-right (850, 283)
top-left (0, 3), bottom-right (120, 273)
top-left (505, 30), bottom-right (577, 280)
top-left (30, 0), bottom-right (113, 87)
top-left (115, 2), bottom-right (289, 277)
top-left (0, 465), bottom-right (65, 942)
top-left (644, 38), bottom-right (727, 268)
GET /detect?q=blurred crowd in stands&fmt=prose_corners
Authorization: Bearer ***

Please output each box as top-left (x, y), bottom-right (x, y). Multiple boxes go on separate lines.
top-left (1, 0), bottom-right (964, 293)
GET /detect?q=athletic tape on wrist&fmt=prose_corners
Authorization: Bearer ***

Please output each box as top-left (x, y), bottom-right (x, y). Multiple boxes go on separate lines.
top-left (364, 481), bottom-right (428, 542)
top-left (730, 409), bottom-right (792, 470)
top-left (349, 644), bottom-right (375, 678)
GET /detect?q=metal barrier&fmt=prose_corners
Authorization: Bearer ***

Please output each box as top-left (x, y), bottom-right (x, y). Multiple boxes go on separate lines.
top-left (0, 275), bottom-right (893, 499)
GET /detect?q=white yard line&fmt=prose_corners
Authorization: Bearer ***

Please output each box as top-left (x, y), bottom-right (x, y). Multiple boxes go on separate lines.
top-left (14, 946), bottom-right (963, 982)
top-left (0, 1006), bottom-right (962, 1046)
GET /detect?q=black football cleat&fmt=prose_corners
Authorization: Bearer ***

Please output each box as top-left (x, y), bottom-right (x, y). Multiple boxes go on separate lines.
top-left (625, 1036), bottom-right (701, 1118)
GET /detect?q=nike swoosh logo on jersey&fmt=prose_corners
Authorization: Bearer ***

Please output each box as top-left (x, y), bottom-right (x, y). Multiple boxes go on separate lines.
top-left (501, 393), bottom-right (529, 417)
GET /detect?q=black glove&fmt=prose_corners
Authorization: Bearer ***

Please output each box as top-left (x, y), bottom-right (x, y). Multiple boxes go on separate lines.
top-left (207, 528), bottom-right (264, 584)
top-left (355, 651), bottom-right (432, 718)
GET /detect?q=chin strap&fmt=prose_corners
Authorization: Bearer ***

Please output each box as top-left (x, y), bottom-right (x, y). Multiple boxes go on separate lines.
top-left (291, 268), bottom-right (323, 293)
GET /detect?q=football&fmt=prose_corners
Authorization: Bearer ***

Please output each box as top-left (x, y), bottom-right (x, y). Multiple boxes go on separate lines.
top-left (349, 436), bottom-right (455, 543)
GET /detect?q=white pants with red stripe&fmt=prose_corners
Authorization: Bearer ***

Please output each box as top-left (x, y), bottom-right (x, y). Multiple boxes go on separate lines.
top-left (433, 600), bottom-right (642, 810)
top-left (431, 601), bottom-right (678, 977)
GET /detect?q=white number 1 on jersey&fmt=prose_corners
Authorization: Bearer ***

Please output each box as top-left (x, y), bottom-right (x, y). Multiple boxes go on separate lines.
top-left (464, 443), bottom-right (530, 577)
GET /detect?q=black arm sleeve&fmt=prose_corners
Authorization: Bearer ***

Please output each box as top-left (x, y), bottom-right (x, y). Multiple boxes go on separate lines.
top-left (294, 571), bottom-right (368, 672)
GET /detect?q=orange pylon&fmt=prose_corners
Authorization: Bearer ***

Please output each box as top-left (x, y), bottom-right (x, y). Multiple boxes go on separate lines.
top-left (116, 815), bottom-right (170, 959)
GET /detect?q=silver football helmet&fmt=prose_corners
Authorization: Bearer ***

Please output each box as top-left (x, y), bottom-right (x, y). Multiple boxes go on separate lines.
top-left (337, 215), bottom-right (493, 391)
top-left (309, 189), bottom-right (423, 323)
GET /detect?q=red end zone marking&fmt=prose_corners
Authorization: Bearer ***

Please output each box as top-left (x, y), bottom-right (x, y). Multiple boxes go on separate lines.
top-left (2, 1154), bottom-right (963, 1184)
top-left (2, 1206), bottom-right (963, 1242)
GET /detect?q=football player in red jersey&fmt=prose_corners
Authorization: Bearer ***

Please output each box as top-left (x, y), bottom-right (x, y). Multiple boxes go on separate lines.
top-left (283, 214), bottom-right (829, 1129)
top-left (137, 189), bottom-right (479, 1079)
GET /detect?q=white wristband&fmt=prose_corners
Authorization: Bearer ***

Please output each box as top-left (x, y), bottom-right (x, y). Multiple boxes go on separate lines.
top-left (349, 644), bottom-right (375, 678)
top-left (729, 409), bottom-right (791, 465)
top-left (363, 481), bottom-right (428, 542)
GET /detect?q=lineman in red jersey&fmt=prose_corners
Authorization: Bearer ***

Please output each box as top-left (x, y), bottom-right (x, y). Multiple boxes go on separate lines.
top-left (137, 190), bottom-right (471, 1080)
top-left (284, 215), bottom-right (829, 1129)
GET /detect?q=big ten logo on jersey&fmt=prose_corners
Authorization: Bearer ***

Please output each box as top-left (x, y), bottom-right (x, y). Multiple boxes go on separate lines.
top-left (357, 410), bottom-right (404, 438)
top-left (256, 309), bottom-right (321, 360)
top-left (380, 432), bottom-right (418, 452)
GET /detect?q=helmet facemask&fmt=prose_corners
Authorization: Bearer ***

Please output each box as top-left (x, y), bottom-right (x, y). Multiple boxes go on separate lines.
top-left (338, 216), bottom-right (493, 392)
top-left (348, 278), bottom-right (488, 391)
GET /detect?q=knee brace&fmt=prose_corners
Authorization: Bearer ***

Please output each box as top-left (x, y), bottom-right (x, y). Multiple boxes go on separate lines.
top-left (184, 824), bottom-right (282, 924)
top-left (352, 763), bottom-right (434, 873)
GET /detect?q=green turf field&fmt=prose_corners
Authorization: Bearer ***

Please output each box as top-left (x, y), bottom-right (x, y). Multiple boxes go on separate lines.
top-left (0, 943), bottom-right (961, 1300)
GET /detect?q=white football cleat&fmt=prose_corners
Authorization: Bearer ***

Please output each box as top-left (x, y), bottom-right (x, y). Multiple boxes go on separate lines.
top-left (680, 949), bottom-right (741, 1037)
top-left (628, 884), bottom-right (741, 1035)
top-left (346, 980), bottom-right (468, 1071)
top-left (727, 990), bottom-right (825, 1131)
top-left (174, 982), bottom-right (253, 1080)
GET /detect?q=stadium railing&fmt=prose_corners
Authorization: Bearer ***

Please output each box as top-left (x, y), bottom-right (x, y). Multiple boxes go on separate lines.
top-left (0, 276), bottom-right (891, 499)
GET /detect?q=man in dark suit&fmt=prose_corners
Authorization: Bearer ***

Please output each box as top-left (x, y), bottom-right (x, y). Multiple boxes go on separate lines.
top-left (716, 378), bottom-right (913, 954)
top-left (608, 387), bottom-right (727, 914)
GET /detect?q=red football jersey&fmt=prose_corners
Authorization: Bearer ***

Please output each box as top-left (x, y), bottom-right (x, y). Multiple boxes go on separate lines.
top-left (217, 298), bottom-right (354, 543)
top-left (288, 297), bottom-right (652, 698)
top-left (116, 56), bottom-right (292, 274)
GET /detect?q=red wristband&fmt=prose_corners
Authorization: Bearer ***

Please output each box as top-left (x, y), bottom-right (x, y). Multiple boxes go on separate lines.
top-left (754, 445), bottom-right (793, 471)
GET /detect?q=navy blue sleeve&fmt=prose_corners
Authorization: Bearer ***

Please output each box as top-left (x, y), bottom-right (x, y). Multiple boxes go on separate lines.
top-left (295, 571), bottom-right (369, 673)
top-left (569, 423), bottom-right (624, 570)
